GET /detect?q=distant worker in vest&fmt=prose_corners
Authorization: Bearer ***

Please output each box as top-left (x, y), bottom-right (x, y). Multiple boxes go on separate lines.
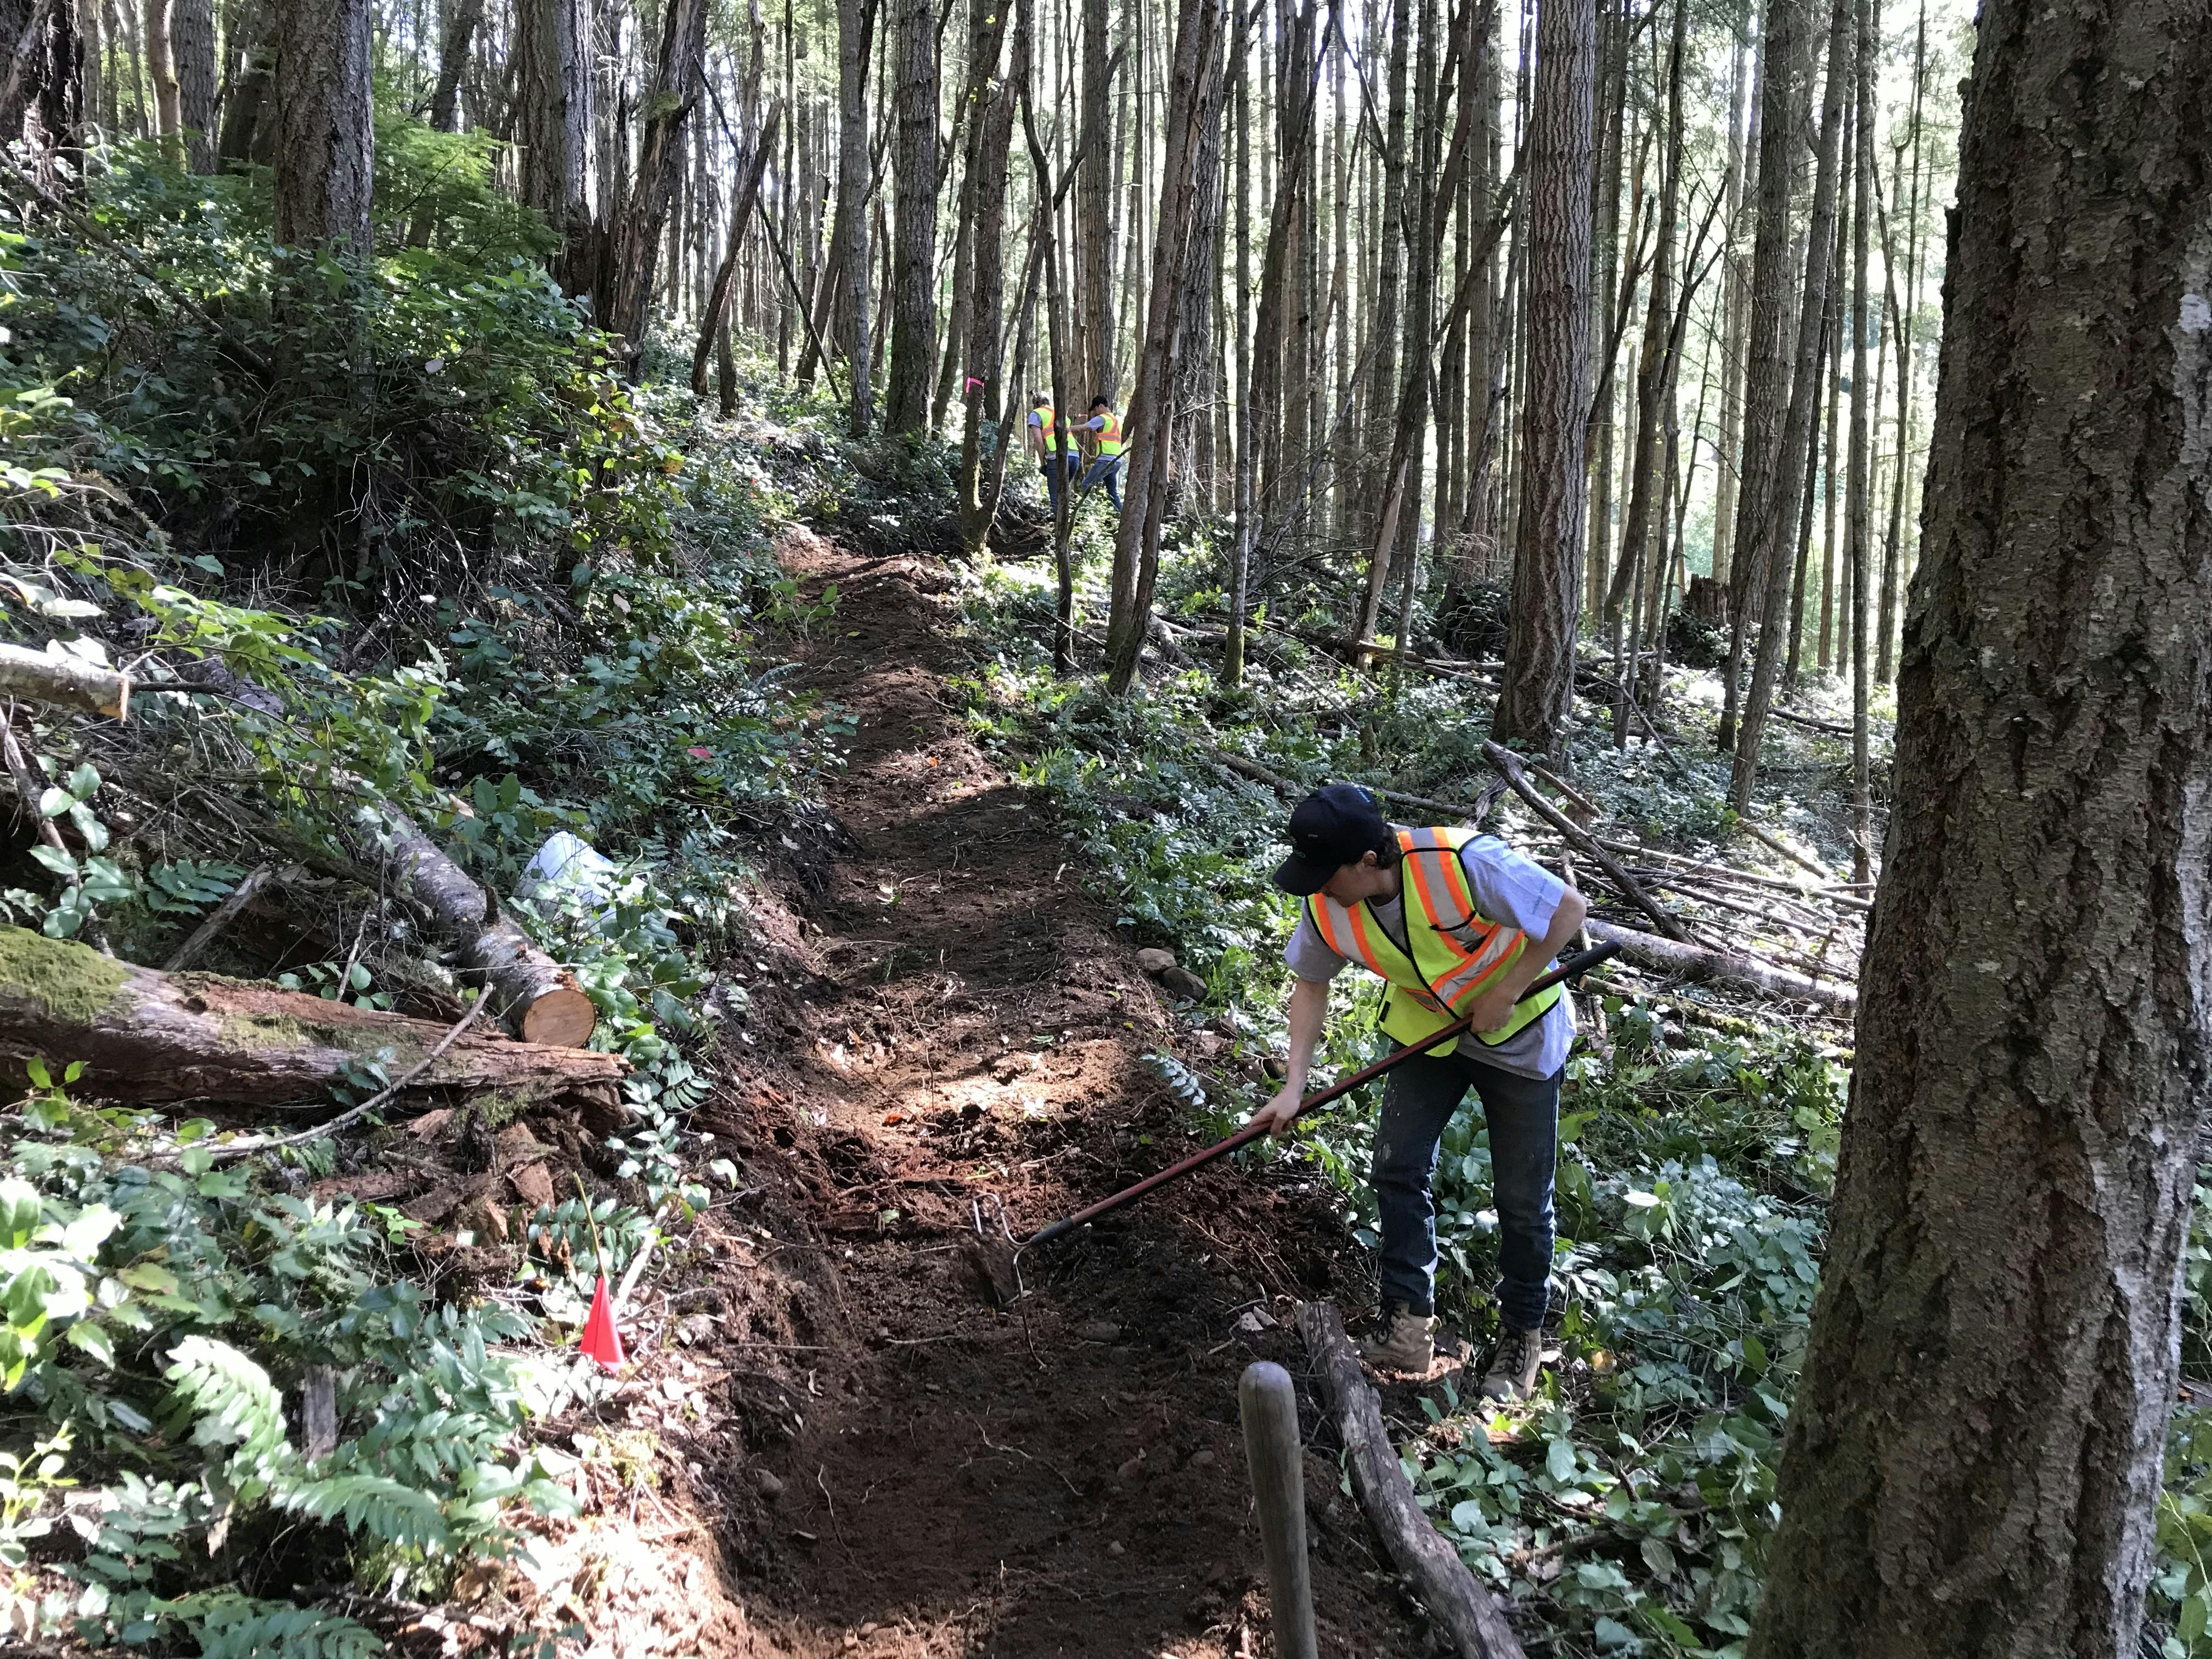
top-left (1248, 783), bottom-right (1587, 1400)
top-left (1026, 393), bottom-right (1078, 512)
top-left (1075, 396), bottom-right (1125, 510)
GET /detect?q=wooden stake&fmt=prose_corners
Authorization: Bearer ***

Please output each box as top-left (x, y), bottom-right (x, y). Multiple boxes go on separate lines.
top-left (1238, 1362), bottom-right (1318, 1659)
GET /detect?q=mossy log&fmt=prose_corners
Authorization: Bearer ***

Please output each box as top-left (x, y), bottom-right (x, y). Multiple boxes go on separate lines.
top-left (0, 926), bottom-right (624, 1110)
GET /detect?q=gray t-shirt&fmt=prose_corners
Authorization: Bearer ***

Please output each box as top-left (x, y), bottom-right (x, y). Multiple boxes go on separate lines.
top-left (1284, 833), bottom-right (1575, 1079)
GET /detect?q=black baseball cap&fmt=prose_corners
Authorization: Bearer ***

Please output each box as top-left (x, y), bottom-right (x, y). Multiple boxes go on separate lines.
top-left (1273, 783), bottom-right (1390, 895)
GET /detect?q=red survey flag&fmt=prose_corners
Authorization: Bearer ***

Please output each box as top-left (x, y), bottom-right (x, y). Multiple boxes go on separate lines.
top-left (580, 1275), bottom-right (625, 1369)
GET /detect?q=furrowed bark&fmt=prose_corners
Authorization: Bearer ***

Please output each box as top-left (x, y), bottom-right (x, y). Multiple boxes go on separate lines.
top-left (1491, 0), bottom-right (1593, 755)
top-left (1747, 0), bottom-right (2212, 1645)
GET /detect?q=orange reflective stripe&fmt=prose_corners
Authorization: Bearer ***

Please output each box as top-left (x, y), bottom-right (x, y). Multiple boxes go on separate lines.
top-left (1342, 901), bottom-right (1389, 976)
top-left (1307, 896), bottom-right (1368, 970)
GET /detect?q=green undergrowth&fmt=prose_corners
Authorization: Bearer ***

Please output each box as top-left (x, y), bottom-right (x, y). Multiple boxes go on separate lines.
top-left (949, 540), bottom-right (2211, 1656)
top-left (0, 126), bottom-right (854, 1649)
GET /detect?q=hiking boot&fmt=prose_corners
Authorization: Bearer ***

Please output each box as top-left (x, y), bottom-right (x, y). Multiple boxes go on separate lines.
top-left (1480, 1325), bottom-right (1544, 1402)
top-left (1357, 1305), bottom-right (1437, 1373)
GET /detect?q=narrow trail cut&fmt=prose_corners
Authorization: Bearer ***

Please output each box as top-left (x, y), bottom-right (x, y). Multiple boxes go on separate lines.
top-left (674, 526), bottom-right (1442, 1658)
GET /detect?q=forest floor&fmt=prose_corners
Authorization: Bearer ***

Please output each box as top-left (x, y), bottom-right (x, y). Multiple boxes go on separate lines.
top-left (568, 522), bottom-right (1464, 1657)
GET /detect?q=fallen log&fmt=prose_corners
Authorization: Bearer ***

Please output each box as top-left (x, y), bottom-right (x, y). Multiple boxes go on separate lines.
top-left (1583, 917), bottom-right (1857, 1014)
top-left (1736, 816), bottom-right (1837, 881)
top-left (0, 642), bottom-right (132, 720)
top-left (0, 926), bottom-right (625, 1111)
top-left (1297, 1301), bottom-right (1527, 1659)
top-left (351, 805), bottom-right (597, 1047)
top-left (1482, 742), bottom-right (1690, 941)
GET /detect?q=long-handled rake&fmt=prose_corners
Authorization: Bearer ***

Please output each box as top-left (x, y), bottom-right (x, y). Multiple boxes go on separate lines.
top-left (968, 941), bottom-right (1621, 1300)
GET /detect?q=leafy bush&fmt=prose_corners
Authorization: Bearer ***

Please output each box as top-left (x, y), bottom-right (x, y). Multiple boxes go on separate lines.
top-left (0, 1124), bottom-right (577, 1646)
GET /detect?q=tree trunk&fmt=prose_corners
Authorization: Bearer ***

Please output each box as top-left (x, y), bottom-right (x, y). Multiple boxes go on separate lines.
top-left (956, 0), bottom-right (1019, 552)
top-left (0, 928), bottom-right (623, 1112)
top-left (1602, 0), bottom-right (1686, 646)
top-left (0, 0), bottom-right (82, 190)
top-left (1844, 0), bottom-right (1874, 882)
top-left (1222, 32), bottom-right (1252, 687)
top-left (591, 0), bottom-right (709, 368)
top-left (427, 0), bottom-right (483, 131)
top-left (1103, 0), bottom-right (1230, 694)
top-left (1875, 0), bottom-right (1926, 685)
top-left (1073, 0), bottom-right (1115, 400)
top-left (272, 0), bottom-right (373, 252)
top-left (883, 0), bottom-right (938, 435)
top-left (1711, 0), bottom-right (1753, 587)
top-left (171, 0), bottom-right (216, 168)
top-left (1747, 0), bottom-right (2212, 1647)
top-left (1716, 0), bottom-right (1797, 749)
top-left (691, 104), bottom-right (784, 396)
top-left (1300, 1301), bottom-right (1530, 1659)
top-left (934, 0), bottom-right (1007, 433)
top-left (1729, 0), bottom-right (1848, 809)
top-left (516, 0), bottom-right (592, 281)
top-left (343, 805), bottom-right (598, 1047)
top-left (215, 0), bottom-right (272, 165)
top-left (835, 0), bottom-right (874, 433)
top-left (1583, 918), bottom-right (1854, 1013)
top-left (1361, 0), bottom-right (1412, 538)
top-left (146, 0), bottom-right (180, 139)
top-left (1491, 0), bottom-right (1593, 754)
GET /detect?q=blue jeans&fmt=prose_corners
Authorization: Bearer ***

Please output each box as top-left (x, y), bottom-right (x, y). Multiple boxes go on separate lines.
top-left (1079, 454), bottom-right (1123, 509)
top-left (1372, 1048), bottom-right (1560, 1329)
top-left (1040, 453), bottom-right (1078, 510)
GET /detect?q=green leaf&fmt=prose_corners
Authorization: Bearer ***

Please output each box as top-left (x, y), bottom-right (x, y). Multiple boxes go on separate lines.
top-left (65, 1322), bottom-right (115, 1367)
top-left (65, 763), bottom-right (99, 800)
top-left (1545, 1438), bottom-right (1577, 1483)
top-left (67, 800), bottom-right (109, 852)
top-left (2182, 1592), bottom-right (2209, 1644)
top-left (37, 786), bottom-right (72, 819)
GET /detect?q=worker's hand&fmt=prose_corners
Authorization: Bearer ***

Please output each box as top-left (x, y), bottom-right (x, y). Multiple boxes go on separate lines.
top-left (1464, 982), bottom-right (1522, 1039)
top-left (1246, 1082), bottom-right (1306, 1140)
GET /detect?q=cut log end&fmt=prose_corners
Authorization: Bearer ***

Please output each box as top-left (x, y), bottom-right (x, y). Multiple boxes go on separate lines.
top-left (518, 984), bottom-right (599, 1048)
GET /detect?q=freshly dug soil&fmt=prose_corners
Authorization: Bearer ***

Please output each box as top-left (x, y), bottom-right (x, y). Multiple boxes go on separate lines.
top-left (655, 525), bottom-right (1455, 1657)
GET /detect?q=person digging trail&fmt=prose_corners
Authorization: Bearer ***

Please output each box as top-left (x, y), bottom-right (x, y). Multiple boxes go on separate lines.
top-left (1248, 782), bottom-right (1588, 1400)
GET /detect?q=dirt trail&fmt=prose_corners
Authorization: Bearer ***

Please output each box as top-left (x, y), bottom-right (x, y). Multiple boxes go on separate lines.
top-left (673, 527), bottom-right (1440, 1658)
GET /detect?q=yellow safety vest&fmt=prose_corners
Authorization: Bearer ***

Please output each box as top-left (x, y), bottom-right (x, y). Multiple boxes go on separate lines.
top-left (1092, 409), bottom-right (1124, 456)
top-left (1033, 404), bottom-right (1069, 456)
top-left (1303, 826), bottom-right (1561, 1056)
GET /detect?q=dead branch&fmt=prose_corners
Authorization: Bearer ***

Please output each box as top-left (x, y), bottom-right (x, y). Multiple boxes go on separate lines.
top-left (1299, 1301), bottom-right (1527, 1659)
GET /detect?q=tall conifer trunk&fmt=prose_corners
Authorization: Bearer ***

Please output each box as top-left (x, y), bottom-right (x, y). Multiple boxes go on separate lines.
top-left (1491, 0), bottom-right (1592, 753)
top-left (1748, 0), bottom-right (2212, 1645)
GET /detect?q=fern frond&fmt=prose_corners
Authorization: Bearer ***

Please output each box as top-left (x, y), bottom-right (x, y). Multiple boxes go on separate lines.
top-left (192, 1598), bottom-right (385, 1659)
top-left (275, 1472), bottom-right (450, 1551)
top-left (165, 1336), bottom-right (289, 1463)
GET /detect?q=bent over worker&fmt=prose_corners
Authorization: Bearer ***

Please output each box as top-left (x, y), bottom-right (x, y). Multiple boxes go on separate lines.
top-left (1075, 396), bottom-right (1125, 510)
top-left (1248, 782), bottom-right (1587, 1400)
